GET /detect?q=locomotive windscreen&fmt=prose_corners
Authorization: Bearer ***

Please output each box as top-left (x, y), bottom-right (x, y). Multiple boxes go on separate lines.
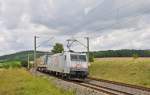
top-left (70, 54), bottom-right (86, 62)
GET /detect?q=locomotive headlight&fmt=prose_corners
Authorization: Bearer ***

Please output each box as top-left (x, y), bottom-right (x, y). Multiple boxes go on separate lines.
top-left (71, 64), bottom-right (81, 68)
top-left (76, 64), bottom-right (81, 68)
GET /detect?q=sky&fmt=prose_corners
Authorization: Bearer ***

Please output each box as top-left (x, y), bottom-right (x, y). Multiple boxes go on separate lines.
top-left (0, 0), bottom-right (150, 55)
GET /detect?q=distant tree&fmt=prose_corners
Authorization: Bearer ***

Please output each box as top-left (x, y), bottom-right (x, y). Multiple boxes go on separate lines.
top-left (20, 60), bottom-right (32, 69)
top-left (51, 43), bottom-right (64, 54)
top-left (89, 53), bottom-right (94, 62)
top-left (132, 53), bottom-right (139, 59)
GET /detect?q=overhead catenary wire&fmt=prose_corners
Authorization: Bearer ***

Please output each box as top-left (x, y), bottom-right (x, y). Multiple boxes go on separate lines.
top-left (48, 0), bottom-right (140, 38)
top-left (33, 0), bottom-right (145, 52)
top-left (36, 37), bottom-right (54, 48)
top-left (82, 0), bottom-right (145, 40)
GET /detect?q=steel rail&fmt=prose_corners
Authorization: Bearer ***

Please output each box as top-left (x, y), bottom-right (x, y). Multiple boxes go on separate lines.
top-left (84, 82), bottom-right (133, 95)
top-left (88, 77), bottom-right (150, 95)
top-left (74, 82), bottom-right (118, 95)
top-left (88, 77), bottom-right (150, 92)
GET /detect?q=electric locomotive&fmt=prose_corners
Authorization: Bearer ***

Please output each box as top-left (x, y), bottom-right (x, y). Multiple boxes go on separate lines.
top-left (37, 51), bottom-right (89, 79)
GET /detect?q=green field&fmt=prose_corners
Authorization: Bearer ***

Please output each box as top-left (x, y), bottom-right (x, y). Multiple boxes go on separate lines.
top-left (0, 68), bottom-right (74, 95)
top-left (89, 58), bottom-right (150, 88)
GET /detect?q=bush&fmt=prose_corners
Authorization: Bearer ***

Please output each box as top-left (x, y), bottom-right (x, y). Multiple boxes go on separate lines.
top-left (2, 64), bottom-right (10, 69)
top-left (0, 61), bottom-right (21, 69)
top-left (21, 60), bottom-right (28, 67)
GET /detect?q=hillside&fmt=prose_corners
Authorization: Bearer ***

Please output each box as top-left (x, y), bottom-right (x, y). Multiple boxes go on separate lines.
top-left (0, 50), bottom-right (51, 62)
top-left (1, 49), bottom-right (150, 62)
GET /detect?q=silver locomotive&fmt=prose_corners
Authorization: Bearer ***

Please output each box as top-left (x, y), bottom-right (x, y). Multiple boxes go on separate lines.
top-left (37, 51), bottom-right (89, 79)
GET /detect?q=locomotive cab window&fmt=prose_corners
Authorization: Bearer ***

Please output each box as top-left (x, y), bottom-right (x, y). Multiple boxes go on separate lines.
top-left (70, 54), bottom-right (78, 61)
top-left (79, 55), bottom-right (86, 61)
top-left (70, 54), bottom-right (86, 62)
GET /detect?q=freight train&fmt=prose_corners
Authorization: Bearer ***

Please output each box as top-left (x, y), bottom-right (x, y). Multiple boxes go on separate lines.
top-left (37, 51), bottom-right (89, 79)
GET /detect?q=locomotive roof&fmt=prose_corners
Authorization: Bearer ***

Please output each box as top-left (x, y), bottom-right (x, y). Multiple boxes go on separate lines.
top-left (41, 51), bottom-right (86, 58)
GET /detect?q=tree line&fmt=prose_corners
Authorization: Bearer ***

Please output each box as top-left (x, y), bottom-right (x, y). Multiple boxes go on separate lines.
top-left (1, 43), bottom-right (150, 63)
top-left (93, 49), bottom-right (150, 58)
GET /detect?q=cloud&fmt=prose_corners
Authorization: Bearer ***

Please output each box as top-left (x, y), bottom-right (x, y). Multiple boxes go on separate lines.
top-left (91, 27), bottom-right (150, 50)
top-left (0, 0), bottom-right (150, 55)
top-left (0, 0), bottom-right (29, 29)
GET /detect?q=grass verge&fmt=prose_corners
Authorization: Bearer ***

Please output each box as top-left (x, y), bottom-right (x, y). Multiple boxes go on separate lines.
top-left (0, 68), bottom-right (74, 95)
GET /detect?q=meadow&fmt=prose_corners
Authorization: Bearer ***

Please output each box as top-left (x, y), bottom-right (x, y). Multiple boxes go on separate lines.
top-left (0, 68), bottom-right (74, 95)
top-left (89, 57), bottom-right (150, 88)
top-left (1, 57), bottom-right (150, 95)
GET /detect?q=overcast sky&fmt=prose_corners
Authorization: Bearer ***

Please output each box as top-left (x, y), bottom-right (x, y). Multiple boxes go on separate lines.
top-left (0, 0), bottom-right (150, 55)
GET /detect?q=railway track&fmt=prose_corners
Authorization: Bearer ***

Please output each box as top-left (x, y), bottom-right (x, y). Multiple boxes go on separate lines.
top-left (36, 70), bottom-right (150, 95)
top-left (73, 81), bottom-right (131, 95)
top-left (84, 77), bottom-right (150, 95)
